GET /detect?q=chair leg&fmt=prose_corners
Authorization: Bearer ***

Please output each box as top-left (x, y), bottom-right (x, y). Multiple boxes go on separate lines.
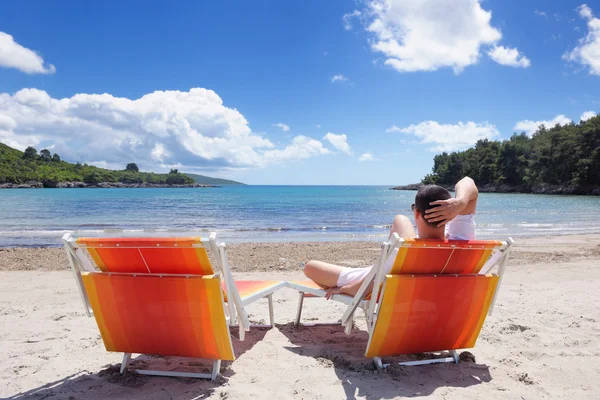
top-left (373, 357), bottom-right (384, 371)
top-left (344, 313), bottom-right (354, 335)
top-left (267, 294), bottom-right (275, 327)
top-left (211, 360), bottom-right (222, 381)
top-left (238, 320), bottom-right (246, 341)
top-left (228, 302), bottom-right (237, 327)
top-left (294, 292), bottom-right (304, 327)
top-left (120, 353), bottom-right (132, 374)
top-left (450, 350), bottom-right (459, 364)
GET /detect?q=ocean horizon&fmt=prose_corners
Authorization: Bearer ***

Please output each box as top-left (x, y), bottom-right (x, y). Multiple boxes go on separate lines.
top-left (2, 185), bottom-right (600, 247)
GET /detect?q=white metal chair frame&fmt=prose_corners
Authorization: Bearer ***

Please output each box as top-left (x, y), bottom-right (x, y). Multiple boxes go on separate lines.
top-left (63, 232), bottom-right (283, 380)
top-left (290, 234), bottom-right (514, 368)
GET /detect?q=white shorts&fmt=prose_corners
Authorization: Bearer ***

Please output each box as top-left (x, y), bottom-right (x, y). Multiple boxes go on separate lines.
top-left (337, 266), bottom-right (371, 287)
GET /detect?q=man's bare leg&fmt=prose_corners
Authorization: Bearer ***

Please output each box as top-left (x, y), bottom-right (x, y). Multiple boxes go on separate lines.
top-left (389, 214), bottom-right (417, 239)
top-left (304, 215), bottom-right (416, 289)
top-left (303, 260), bottom-right (345, 288)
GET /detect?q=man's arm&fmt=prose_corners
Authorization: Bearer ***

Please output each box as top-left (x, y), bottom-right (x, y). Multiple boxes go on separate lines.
top-left (454, 176), bottom-right (479, 215)
top-left (424, 176), bottom-right (479, 227)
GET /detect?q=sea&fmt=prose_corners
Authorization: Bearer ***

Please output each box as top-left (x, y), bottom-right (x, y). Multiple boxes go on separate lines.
top-left (1, 186), bottom-right (600, 247)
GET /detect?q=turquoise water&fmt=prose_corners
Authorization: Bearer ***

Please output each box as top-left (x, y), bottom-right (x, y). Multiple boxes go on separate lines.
top-left (1, 186), bottom-right (600, 247)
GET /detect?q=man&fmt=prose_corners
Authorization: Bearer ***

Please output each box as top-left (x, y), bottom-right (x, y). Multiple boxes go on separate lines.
top-left (303, 176), bottom-right (479, 298)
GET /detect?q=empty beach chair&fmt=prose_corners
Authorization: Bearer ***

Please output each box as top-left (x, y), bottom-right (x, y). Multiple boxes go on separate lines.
top-left (288, 234), bottom-right (513, 367)
top-left (63, 233), bottom-right (284, 379)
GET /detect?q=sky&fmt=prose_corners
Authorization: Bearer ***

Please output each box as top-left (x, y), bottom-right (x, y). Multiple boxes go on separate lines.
top-left (0, 0), bottom-right (599, 185)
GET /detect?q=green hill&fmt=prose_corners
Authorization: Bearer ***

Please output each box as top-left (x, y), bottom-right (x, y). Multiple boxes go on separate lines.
top-left (0, 142), bottom-right (198, 187)
top-left (184, 173), bottom-right (244, 185)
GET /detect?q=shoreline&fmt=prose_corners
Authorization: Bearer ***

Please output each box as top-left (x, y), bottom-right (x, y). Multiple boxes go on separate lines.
top-left (2, 229), bottom-right (600, 250)
top-left (391, 183), bottom-right (600, 196)
top-left (3, 232), bottom-right (600, 272)
top-left (0, 181), bottom-right (218, 189)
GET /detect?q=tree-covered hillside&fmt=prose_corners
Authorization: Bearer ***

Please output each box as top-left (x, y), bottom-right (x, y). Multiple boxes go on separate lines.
top-left (421, 115), bottom-right (600, 193)
top-left (184, 173), bottom-right (244, 185)
top-left (0, 143), bottom-right (195, 187)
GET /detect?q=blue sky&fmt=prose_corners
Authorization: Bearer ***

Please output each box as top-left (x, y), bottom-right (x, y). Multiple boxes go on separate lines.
top-left (1, 0), bottom-right (599, 185)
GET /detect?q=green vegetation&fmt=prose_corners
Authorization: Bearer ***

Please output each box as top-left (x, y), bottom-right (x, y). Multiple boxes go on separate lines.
top-left (184, 173), bottom-right (244, 185)
top-left (0, 142), bottom-right (196, 187)
top-left (422, 116), bottom-right (600, 192)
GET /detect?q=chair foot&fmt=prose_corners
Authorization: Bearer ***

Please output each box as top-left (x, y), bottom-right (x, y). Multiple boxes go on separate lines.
top-left (450, 350), bottom-right (459, 364)
top-left (373, 357), bottom-right (383, 371)
top-left (344, 318), bottom-right (353, 335)
top-left (294, 292), bottom-right (304, 327)
top-left (120, 353), bottom-right (132, 374)
top-left (267, 294), bottom-right (274, 327)
top-left (211, 359), bottom-right (222, 381)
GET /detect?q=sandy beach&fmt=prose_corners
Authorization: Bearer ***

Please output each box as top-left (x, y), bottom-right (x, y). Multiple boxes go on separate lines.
top-left (2, 234), bottom-right (600, 399)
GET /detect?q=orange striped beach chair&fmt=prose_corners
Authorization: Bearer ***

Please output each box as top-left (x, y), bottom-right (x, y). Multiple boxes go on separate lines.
top-left (288, 234), bottom-right (514, 368)
top-left (63, 232), bottom-right (284, 380)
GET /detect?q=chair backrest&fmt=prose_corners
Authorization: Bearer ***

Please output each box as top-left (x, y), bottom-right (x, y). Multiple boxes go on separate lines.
top-left (389, 239), bottom-right (503, 275)
top-left (77, 237), bottom-right (214, 275)
top-left (365, 274), bottom-right (499, 358)
top-left (81, 272), bottom-right (235, 361)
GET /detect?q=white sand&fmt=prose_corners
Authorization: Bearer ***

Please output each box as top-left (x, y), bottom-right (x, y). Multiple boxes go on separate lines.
top-left (2, 236), bottom-right (600, 399)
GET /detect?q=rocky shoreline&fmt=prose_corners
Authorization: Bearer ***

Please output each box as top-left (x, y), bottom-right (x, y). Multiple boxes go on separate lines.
top-left (0, 181), bottom-right (217, 189)
top-left (391, 183), bottom-right (600, 196)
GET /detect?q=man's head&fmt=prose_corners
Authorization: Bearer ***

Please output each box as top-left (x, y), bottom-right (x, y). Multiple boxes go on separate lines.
top-left (412, 185), bottom-right (451, 229)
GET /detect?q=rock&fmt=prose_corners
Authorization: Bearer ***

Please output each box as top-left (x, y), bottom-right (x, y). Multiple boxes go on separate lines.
top-left (390, 183), bottom-right (455, 191)
top-left (0, 181), bottom-right (44, 189)
top-left (57, 181), bottom-right (87, 188)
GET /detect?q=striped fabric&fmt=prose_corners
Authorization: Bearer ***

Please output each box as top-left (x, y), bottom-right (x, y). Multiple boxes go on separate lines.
top-left (81, 272), bottom-right (235, 361)
top-left (365, 274), bottom-right (498, 358)
top-left (77, 237), bottom-right (213, 275)
top-left (222, 280), bottom-right (284, 302)
top-left (390, 239), bottom-right (502, 275)
top-left (291, 280), bottom-right (373, 300)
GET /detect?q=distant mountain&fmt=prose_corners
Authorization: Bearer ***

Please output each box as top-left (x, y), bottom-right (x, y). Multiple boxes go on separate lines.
top-left (184, 173), bottom-right (244, 185)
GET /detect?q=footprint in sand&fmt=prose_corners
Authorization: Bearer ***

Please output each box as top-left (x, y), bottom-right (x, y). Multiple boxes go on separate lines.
top-left (517, 372), bottom-right (536, 385)
top-left (502, 323), bottom-right (530, 333)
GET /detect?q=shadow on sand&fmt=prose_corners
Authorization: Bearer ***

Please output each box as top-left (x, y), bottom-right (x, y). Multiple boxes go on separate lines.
top-left (8, 327), bottom-right (268, 400)
top-left (277, 322), bottom-right (492, 399)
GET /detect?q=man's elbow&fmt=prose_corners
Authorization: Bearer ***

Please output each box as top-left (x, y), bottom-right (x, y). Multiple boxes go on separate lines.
top-left (459, 176), bottom-right (478, 198)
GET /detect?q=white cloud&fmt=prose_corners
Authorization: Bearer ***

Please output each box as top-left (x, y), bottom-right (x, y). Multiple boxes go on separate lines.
top-left (272, 122), bottom-right (290, 132)
top-left (331, 74), bottom-right (348, 83)
top-left (359, 0), bottom-right (527, 73)
top-left (488, 46), bottom-right (531, 67)
top-left (388, 121), bottom-right (499, 152)
top-left (263, 135), bottom-right (331, 163)
top-left (0, 87), bottom-right (331, 171)
top-left (323, 132), bottom-right (352, 154)
top-left (358, 152), bottom-right (376, 161)
top-left (316, 124), bottom-right (321, 128)
top-left (580, 110), bottom-right (597, 121)
top-left (534, 10), bottom-right (548, 18)
top-left (513, 114), bottom-right (572, 136)
top-left (343, 10), bottom-right (361, 30)
top-left (0, 31), bottom-right (55, 74)
top-left (563, 5), bottom-right (600, 75)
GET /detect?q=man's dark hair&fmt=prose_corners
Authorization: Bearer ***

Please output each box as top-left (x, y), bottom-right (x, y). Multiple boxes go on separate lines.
top-left (414, 185), bottom-right (451, 227)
